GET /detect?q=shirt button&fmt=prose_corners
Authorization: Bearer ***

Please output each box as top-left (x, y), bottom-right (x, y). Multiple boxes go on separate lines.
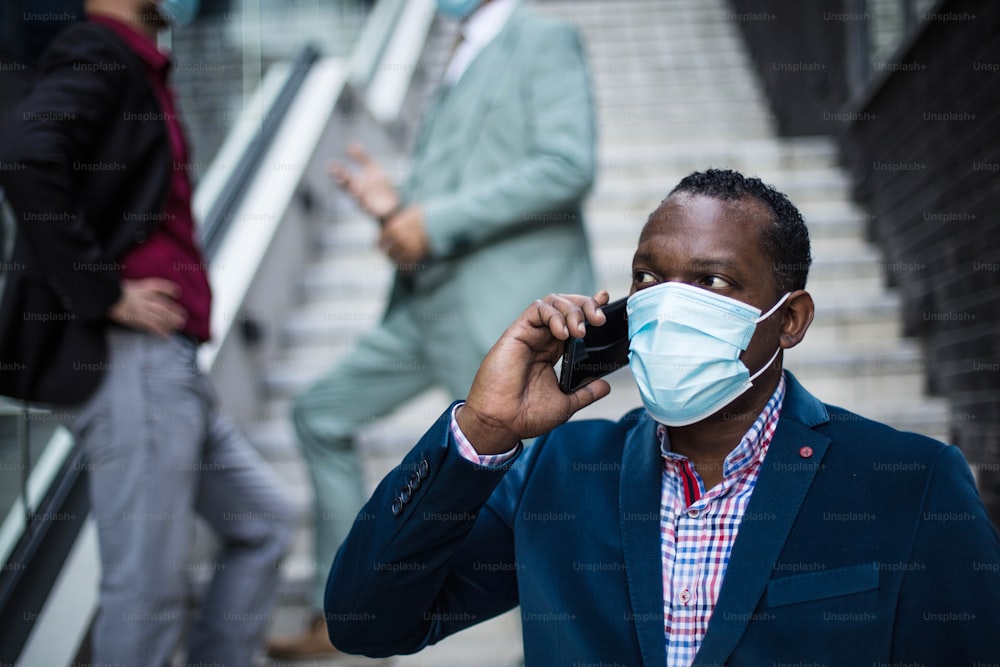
top-left (679, 589), bottom-right (692, 605)
top-left (687, 509), bottom-right (700, 518)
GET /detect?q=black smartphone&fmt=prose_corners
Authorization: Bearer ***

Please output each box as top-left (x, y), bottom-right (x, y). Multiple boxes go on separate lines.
top-left (558, 296), bottom-right (629, 393)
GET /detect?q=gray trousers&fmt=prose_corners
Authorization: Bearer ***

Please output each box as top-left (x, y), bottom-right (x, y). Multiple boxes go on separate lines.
top-left (69, 330), bottom-right (296, 667)
top-left (292, 299), bottom-right (486, 610)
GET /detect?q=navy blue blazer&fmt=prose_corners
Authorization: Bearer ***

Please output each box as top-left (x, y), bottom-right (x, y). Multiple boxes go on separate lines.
top-left (327, 373), bottom-right (1000, 665)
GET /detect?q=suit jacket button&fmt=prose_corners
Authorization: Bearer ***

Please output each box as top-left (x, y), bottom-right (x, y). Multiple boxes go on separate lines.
top-left (408, 473), bottom-right (422, 490)
top-left (418, 459), bottom-right (430, 479)
top-left (391, 498), bottom-right (403, 516)
top-left (401, 486), bottom-right (412, 503)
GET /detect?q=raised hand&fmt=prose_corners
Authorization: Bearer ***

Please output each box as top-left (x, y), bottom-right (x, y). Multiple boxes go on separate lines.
top-left (456, 291), bottom-right (613, 455)
top-left (328, 142), bottom-right (401, 221)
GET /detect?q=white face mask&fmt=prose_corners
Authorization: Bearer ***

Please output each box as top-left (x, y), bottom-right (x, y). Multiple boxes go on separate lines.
top-left (626, 282), bottom-right (789, 427)
top-left (435, 0), bottom-right (481, 19)
top-left (157, 0), bottom-right (199, 26)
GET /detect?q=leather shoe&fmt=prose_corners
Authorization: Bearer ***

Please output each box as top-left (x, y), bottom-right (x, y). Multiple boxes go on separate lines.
top-left (267, 613), bottom-right (341, 660)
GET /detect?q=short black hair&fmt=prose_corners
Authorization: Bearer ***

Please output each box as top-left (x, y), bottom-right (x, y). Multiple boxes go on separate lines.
top-left (668, 169), bottom-right (812, 293)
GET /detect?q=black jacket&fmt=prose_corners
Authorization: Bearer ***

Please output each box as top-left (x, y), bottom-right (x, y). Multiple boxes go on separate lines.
top-left (0, 21), bottom-right (171, 404)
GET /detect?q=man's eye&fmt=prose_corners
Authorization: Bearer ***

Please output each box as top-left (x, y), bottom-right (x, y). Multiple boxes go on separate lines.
top-left (700, 275), bottom-right (731, 288)
top-left (633, 271), bottom-right (657, 284)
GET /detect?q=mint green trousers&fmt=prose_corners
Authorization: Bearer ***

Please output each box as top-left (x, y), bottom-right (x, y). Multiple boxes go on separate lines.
top-left (291, 298), bottom-right (487, 610)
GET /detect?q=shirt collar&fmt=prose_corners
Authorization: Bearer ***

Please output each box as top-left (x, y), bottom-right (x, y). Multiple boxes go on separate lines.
top-left (658, 373), bottom-right (787, 479)
top-left (459, 0), bottom-right (519, 49)
top-left (89, 14), bottom-right (172, 80)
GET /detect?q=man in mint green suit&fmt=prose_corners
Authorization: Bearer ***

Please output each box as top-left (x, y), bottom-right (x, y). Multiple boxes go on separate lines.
top-left (267, 0), bottom-right (596, 658)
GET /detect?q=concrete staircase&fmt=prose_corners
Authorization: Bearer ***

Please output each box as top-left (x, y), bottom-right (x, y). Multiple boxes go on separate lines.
top-left (247, 1), bottom-right (948, 664)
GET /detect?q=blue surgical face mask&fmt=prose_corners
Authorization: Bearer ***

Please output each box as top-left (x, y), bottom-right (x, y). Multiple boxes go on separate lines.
top-left (435, 0), bottom-right (482, 20)
top-left (157, 0), bottom-right (199, 26)
top-left (627, 282), bottom-right (790, 427)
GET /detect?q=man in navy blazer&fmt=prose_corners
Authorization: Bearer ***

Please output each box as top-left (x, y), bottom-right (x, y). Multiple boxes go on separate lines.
top-left (326, 170), bottom-right (1000, 665)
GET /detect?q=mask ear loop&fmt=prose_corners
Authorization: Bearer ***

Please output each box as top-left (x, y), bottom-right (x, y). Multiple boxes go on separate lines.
top-left (755, 292), bottom-right (791, 323)
top-left (748, 292), bottom-right (791, 381)
top-left (749, 346), bottom-right (782, 382)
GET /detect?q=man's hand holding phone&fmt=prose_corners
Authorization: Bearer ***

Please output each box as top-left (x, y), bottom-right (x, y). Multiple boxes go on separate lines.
top-left (456, 291), bottom-right (613, 455)
top-left (558, 295), bottom-right (629, 393)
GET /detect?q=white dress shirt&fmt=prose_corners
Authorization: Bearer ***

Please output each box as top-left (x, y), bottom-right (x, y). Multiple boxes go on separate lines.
top-left (442, 0), bottom-right (520, 86)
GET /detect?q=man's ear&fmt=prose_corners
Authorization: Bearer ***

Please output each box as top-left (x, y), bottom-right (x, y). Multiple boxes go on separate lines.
top-left (779, 290), bottom-right (814, 349)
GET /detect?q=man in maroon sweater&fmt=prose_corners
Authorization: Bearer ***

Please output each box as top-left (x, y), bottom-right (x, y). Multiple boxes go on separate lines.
top-left (0, 1), bottom-right (294, 664)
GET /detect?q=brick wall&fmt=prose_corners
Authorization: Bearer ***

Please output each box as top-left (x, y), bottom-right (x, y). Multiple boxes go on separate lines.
top-left (727, 0), bottom-right (852, 136)
top-left (730, 0), bottom-right (1000, 521)
top-left (839, 0), bottom-right (1000, 519)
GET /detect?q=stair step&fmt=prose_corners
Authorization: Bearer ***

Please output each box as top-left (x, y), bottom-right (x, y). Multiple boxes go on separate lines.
top-left (800, 294), bottom-right (903, 347)
top-left (601, 121), bottom-right (775, 142)
top-left (312, 216), bottom-right (381, 251)
top-left (784, 345), bottom-right (931, 407)
top-left (284, 298), bottom-right (385, 341)
top-left (598, 137), bottom-right (839, 174)
top-left (595, 168), bottom-right (851, 205)
top-left (299, 254), bottom-right (394, 301)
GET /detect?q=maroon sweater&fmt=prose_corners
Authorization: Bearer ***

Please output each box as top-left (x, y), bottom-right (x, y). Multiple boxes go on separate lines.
top-left (92, 15), bottom-right (211, 342)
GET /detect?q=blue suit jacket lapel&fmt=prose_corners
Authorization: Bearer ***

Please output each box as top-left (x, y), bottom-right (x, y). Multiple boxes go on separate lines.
top-left (619, 413), bottom-right (666, 667)
top-left (694, 374), bottom-right (831, 666)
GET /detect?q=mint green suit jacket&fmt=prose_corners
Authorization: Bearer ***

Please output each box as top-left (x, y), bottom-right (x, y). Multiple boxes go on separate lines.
top-left (394, 5), bottom-right (596, 354)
